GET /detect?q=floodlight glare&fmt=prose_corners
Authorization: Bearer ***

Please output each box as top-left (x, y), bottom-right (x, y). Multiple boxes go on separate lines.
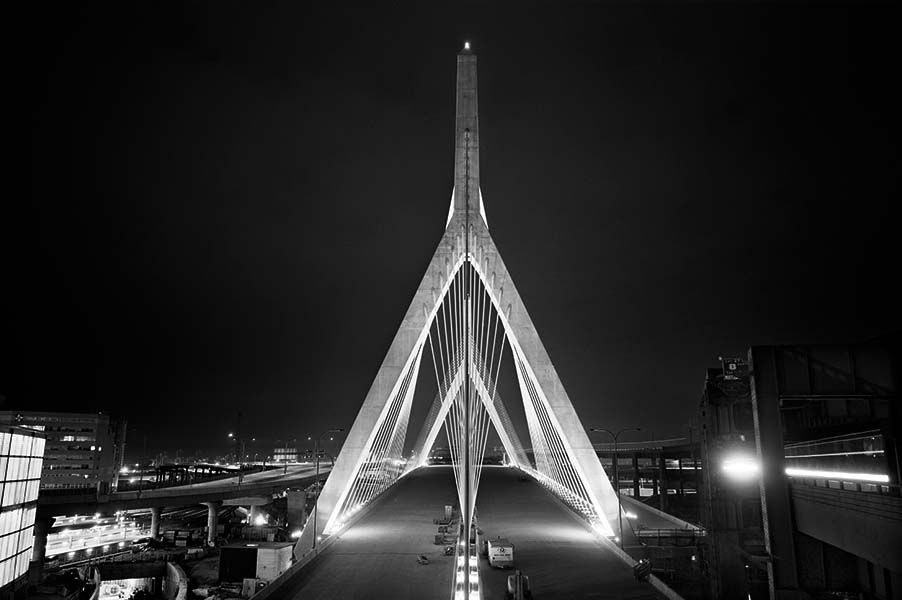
top-left (722, 455), bottom-right (760, 481)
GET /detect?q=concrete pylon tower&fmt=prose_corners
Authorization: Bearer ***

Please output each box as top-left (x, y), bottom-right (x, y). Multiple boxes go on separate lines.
top-left (296, 43), bottom-right (621, 560)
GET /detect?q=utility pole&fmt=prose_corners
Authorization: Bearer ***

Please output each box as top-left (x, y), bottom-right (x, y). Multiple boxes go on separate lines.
top-left (590, 427), bottom-right (641, 550)
top-left (234, 411), bottom-right (242, 464)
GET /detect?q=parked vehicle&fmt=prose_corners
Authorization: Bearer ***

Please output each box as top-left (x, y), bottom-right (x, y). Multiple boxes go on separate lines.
top-left (487, 537), bottom-right (514, 568)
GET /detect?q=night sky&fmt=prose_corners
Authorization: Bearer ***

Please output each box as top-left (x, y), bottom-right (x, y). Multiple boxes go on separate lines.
top-left (8, 3), bottom-right (900, 460)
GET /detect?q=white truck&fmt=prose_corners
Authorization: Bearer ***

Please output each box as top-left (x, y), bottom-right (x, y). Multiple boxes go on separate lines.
top-left (487, 537), bottom-right (515, 569)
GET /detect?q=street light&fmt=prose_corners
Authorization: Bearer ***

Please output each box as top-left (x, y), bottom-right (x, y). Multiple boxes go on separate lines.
top-left (589, 427), bottom-right (641, 550)
top-left (721, 453), bottom-right (759, 482)
top-left (312, 428), bottom-right (345, 550)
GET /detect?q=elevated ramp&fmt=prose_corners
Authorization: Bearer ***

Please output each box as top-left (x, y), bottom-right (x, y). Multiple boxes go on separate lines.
top-left (620, 494), bottom-right (702, 532)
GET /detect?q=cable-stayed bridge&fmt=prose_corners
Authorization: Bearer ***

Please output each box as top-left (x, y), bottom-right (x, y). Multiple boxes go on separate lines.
top-left (262, 44), bottom-right (682, 600)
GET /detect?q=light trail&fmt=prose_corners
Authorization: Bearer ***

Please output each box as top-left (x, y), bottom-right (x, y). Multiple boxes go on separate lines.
top-left (784, 467), bottom-right (889, 483)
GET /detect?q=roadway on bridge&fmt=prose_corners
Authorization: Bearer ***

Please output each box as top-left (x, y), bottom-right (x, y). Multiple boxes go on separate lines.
top-left (276, 465), bottom-right (661, 599)
top-left (276, 465), bottom-right (459, 599)
top-left (476, 466), bottom-right (663, 600)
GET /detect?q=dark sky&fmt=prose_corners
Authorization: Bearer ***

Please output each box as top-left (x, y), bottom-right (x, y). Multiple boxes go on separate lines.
top-left (8, 3), bottom-right (900, 460)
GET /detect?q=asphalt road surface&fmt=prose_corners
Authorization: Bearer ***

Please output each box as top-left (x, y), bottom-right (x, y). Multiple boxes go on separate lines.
top-left (475, 466), bottom-right (663, 600)
top-left (276, 465), bottom-right (662, 599)
top-left (278, 466), bottom-right (459, 599)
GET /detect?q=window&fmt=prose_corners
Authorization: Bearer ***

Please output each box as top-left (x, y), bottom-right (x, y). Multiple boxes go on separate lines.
top-left (0, 429), bottom-right (43, 586)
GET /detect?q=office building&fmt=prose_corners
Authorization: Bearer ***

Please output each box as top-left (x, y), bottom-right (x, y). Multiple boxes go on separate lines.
top-left (0, 426), bottom-right (45, 599)
top-left (272, 447), bottom-right (298, 463)
top-left (0, 412), bottom-right (126, 495)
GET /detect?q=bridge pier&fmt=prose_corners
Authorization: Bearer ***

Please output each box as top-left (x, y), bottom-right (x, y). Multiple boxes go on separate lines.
top-left (287, 490), bottom-right (307, 531)
top-left (203, 501), bottom-right (222, 546)
top-left (658, 455), bottom-right (667, 511)
top-left (631, 454), bottom-right (640, 498)
top-left (29, 515), bottom-right (55, 583)
top-left (150, 506), bottom-right (161, 538)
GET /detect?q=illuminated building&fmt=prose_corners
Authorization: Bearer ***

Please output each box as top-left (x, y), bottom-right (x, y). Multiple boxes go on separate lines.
top-left (272, 447), bottom-right (298, 463)
top-left (0, 412), bottom-right (126, 495)
top-left (0, 426), bottom-right (45, 599)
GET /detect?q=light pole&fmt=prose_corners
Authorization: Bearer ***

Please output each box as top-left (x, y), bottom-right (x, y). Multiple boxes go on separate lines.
top-left (312, 428), bottom-right (345, 550)
top-left (590, 427), bottom-right (641, 550)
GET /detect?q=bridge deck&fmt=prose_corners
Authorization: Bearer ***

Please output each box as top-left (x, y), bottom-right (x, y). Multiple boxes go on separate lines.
top-left (278, 466), bottom-right (458, 599)
top-left (476, 466), bottom-right (662, 600)
top-left (276, 465), bottom-right (662, 599)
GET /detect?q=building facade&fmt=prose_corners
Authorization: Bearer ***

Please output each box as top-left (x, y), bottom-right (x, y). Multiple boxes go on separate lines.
top-left (0, 426), bottom-right (45, 600)
top-left (696, 336), bottom-right (901, 600)
top-left (750, 338), bottom-right (900, 600)
top-left (696, 360), bottom-right (769, 599)
top-left (272, 447), bottom-right (298, 463)
top-left (0, 412), bottom-right (126, 495)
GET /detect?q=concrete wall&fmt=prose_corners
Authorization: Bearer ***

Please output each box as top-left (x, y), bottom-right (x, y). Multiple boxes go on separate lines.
top-left (790, 484), bottom-right (902, 573)
top-left (162, 562), bottom-right (187, 600)
top-left (255, 547), bottom-right (292, 583)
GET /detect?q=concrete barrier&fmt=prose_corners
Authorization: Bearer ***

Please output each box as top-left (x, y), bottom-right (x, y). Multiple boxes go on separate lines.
top-left (163, 562), bottom-right (188, 600)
